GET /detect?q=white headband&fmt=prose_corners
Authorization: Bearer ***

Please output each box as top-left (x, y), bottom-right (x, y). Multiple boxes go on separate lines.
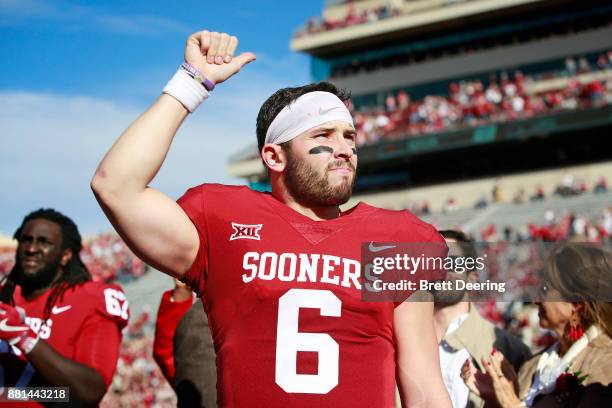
top-left (265, 91), bottom-right (354, 145)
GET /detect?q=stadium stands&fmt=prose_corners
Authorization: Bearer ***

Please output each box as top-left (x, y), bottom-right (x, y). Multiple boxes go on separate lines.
top-left (101, 326), bottom-right (176, 407)
top-left (421, 191), bottom-right (612, 238)
top-left (349, 161), bottom-right (612, 213)
top-left (81, 233), bottom-right (147, 283)
top-left (227, 60), bottom-right (612, 180)
top-left (293, 0), bottom-right (403, 38)
top-left (352, 64), bottom-right (612, 146)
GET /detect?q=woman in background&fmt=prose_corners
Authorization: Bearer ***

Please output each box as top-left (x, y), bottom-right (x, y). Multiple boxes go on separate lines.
top-left (462, 243), bottom-right (612, 407)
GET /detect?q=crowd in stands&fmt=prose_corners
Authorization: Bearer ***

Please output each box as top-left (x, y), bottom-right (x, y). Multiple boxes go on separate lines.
top-left (482, 206), bottom-right (612, 243)
top-left (0, 247), bottom-right (14, 278)
top-left (503, 174), bottom-right (608, 206)
top-left (404, 174), bottom-right (609, 217)
top-left (352, 52), bottom-right (612, 146)
top-left (294, 3), bottom-right (402, 37)
top-left (419, 198), bottom-right (612, 243)
top-left (492, 174), bottom-right (606, 209)
top-left (101, 311), bottom-right (176, 407)
top-left (293, 0), bottom-right (472, 38)
top-left (231, 52), bottom-right (612, 163)
top-left (81, 233), bottom-right (147, 283)
top-left (475, 301), bottom-right (553, 351)
top-left (0, 233), bottom-right (147, 283)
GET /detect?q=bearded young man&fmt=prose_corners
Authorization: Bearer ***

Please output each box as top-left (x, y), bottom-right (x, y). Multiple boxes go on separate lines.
top-left (0, 209), bottom-right (129, 406)
top-left (91, 30), bottom-right (451, 407)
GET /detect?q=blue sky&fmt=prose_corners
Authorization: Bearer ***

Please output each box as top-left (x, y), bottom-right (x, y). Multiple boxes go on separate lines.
top-left (0, 0), bottom-right (322, 235)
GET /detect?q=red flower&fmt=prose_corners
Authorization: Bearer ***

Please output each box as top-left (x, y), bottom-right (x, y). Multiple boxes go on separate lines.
top-left (555, 370), bottom-right (588, 406)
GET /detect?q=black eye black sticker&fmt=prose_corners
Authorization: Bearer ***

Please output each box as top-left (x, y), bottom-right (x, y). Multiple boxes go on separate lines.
top-left (308, 146), bottom-right (334, 155)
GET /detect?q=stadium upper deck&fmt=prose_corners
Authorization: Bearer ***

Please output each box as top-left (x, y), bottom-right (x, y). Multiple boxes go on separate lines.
top-left (227, 0), bottom-right (612, 193)
top-left (292, 0), bottom-right (547, 53)
top-left (292, 0), bottom-right (612, 105)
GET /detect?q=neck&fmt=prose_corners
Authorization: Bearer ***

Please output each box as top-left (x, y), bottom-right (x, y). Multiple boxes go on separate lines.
top-left (558, 338), bottom-right (571, 356)
top-left (21, 269), bottom-right (62, 301)
top-left (433, 301), bottom-right (470, 343)
top-left (556, 328), bottom-right (575, 356)
top-left (272, 190), bottom-right (341, 221)
top-left (22, 286), bottom-right (50, 301)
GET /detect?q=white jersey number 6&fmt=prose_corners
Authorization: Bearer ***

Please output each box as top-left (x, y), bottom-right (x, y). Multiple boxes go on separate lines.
top-left (275, 288), bottom-right (341, 394)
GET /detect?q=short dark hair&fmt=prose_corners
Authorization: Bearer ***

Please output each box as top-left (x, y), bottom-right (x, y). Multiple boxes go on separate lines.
top-left (255, 82), bottom-right (351, 153)
top-left (438, 229), bottom-right (478, 260)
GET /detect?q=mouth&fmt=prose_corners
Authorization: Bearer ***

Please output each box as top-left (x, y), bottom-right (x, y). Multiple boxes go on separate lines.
top-left (328, 167), bottom-right (354, 174)
top-left (22, 258), bottom-right (40, 268)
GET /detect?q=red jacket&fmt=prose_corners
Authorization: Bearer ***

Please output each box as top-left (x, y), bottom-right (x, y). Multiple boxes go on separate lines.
top-left (153, 290), bottom-right (193, 385)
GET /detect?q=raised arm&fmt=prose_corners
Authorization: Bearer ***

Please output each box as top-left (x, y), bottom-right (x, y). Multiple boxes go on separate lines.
top-left (394, 299), bottom-right (452, 408)
top-left (91, 30), bottom-right (255, 277)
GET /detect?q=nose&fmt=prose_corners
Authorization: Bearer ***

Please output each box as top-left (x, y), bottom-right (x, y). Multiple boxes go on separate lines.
top-left (22, 240), bottom-right (40, 254)
top-left (332, 136), bottom-right (354, 160)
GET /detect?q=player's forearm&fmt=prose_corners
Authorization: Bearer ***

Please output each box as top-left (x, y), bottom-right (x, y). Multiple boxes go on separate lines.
top-left (27, 340), bottom-right (107, 405)
top-left (91, 94), bottom-right (188, 204)
top-left (396, 362), bottom-right (452, 408)
top-left (394, 301), bottom-right (452, 408)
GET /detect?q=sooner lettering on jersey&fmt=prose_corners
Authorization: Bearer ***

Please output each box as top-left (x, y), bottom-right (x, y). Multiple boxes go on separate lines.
top-left (178, 184), bottom-right (445, 408)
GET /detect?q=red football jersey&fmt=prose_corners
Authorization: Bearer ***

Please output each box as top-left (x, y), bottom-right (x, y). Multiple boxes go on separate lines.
top-left (153, 289), bottom-right (193, 384)
top-left (0, 281), bottom-right (129, 406)
top-left (178, 184), bottom-right (445, 408)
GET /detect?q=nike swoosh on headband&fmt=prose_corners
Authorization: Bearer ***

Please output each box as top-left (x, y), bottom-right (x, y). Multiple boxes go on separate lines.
top-left (319, 106), bottom-right (337, 115)
top-left (265, 91), bottom-right (354, 145)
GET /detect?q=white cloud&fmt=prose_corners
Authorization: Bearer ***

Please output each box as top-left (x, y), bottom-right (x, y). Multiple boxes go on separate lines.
top-left (95, 14), bottom-right (189, 35)
top-left (0, 0), bottom-right (190, 35)
top-left (0, 38), bottom-right (312, 235)
top-left (0, 86), bottom-right (267, 235)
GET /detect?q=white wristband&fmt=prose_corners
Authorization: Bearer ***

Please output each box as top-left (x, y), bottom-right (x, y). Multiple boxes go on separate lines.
top-left (162, 68), bottom-right (209, 113)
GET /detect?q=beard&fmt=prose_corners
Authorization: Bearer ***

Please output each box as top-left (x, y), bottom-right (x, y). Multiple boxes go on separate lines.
top-left (433, 274), bottom-right (468, 306)
top-left (14, 253), bottom-right (62, 291)
top-left (432, 287), bottom-right (466, 306)
top-left (283, 147), bottom-right (356, 207)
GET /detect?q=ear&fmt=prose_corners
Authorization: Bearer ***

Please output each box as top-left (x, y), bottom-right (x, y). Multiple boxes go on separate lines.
top-left (261, 144), bottom-right (286, 173)
top-left (60, 248), bottom-right (73, 267)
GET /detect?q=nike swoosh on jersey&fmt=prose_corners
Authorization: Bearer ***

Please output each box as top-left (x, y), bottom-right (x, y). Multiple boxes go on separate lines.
top-left (368, 242), bottom-right (397, 252)
top-left (0, 318), bottom-right (29, 332)
top-left (51, 305), bottom-right (72, 315)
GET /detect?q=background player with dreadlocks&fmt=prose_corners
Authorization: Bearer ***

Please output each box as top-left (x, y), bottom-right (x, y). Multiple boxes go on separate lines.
top-left (0, 209), bottom-right (129, 406)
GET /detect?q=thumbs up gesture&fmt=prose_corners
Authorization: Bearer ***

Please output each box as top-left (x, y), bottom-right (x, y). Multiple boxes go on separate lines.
top-left (185, 30), bottom-right (256, 86)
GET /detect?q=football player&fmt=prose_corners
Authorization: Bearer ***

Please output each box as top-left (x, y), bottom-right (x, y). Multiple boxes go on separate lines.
top-left (92, 30), bottom-right (451, 407)
top-left (0, 209), bottom-right (129, 406)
